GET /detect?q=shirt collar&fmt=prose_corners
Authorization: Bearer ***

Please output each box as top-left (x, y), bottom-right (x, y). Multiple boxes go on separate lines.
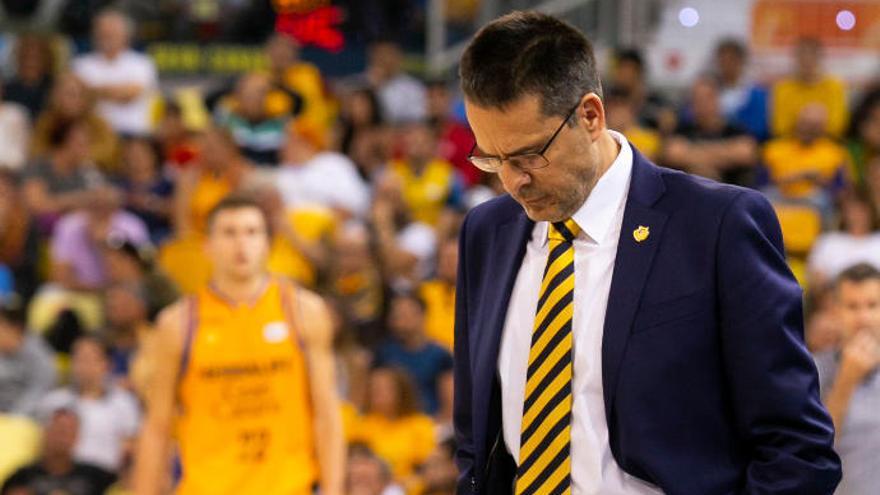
top-left (537, 130), bottom-right (633, 246)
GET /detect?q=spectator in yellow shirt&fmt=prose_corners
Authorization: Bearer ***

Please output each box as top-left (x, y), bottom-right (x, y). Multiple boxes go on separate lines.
top-left (418, 237), bottom-right (458, 351)
top-left (173, 126), bottom-right (253, 237)
top-left (326, 223), bottom-right (385, 346)
top-left (161, 128), bottom-right (252, 293)
top-left (771, 38), bottom-right (848, 138)
top-left (762, 103), bottom-right (848, 222)
top-left (265, 33), bottom-right (335, 137)
top-left (349, 366), bottom-right (437, 490)
top-left (387, 121), bottom-right (462, 226)
top-left (253, 182), bottom-right (335, 288)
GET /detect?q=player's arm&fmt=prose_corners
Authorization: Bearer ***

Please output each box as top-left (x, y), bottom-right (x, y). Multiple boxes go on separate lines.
top-left (296, 289), bottom-right (346, 495)
top-left (132, 301), bottom-right (185, 495)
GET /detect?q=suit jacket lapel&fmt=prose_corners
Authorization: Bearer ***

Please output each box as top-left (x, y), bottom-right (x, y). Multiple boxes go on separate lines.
top-left (471, 205), bottom-right (533, 460)
top-left (602, 146), bottom-right (668, 428)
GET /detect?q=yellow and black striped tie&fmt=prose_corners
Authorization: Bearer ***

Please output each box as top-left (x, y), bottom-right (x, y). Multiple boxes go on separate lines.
top-left (515, 218), bottom-right (579, 495)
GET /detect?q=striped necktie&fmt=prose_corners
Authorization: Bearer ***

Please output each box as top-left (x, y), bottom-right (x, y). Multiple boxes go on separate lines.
top-left (515, 218), bottom-right (579, 495)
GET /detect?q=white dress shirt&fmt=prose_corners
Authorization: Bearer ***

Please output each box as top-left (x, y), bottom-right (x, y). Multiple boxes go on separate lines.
top-left (73, 50), bottom-right (158, 135)
top-left (38, 385), bottom-right (141, 471)
top-left (0, 102), bottom-right (29, 170)
top-left (377, 73), bottom-right (427, 124)
top-left (276, 151), bottom-right (371, 217)
top-left (498, 131), bottom-right (662, 494)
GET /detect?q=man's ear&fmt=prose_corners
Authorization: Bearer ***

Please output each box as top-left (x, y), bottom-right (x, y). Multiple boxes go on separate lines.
top-left (579, 92), bottom-right (606, 141)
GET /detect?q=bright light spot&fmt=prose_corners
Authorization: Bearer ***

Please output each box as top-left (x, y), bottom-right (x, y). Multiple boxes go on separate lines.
top-left (836, 10), bottom-right (856, 31)
top-left (678, 7), bottom-right (700, 28)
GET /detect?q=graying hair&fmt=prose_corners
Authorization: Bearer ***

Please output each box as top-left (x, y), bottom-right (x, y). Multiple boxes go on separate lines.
top-left (460, 11), bottom-right (602, 120)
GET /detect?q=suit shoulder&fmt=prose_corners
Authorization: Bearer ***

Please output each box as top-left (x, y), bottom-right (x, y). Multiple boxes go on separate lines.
top-left (655, 166), bottom-right (758, 213)
top-left (653, 167), bottom-right (781, 246)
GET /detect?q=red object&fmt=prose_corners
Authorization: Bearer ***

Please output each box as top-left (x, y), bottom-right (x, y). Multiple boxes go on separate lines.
top-left (665, 51), bottom-right (682, 72)
top-left (167, 143), bottom-right (199, 169)
top-left (275, 6), bottom-right (345, 52)
top-left (273, 0), bottom-right (329, 14)
top-left (438, 120), bottom-right (482, 187)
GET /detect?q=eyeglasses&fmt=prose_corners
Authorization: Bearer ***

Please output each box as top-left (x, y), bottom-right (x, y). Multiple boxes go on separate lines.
top-left (467, 102), bottom-right (579, 173)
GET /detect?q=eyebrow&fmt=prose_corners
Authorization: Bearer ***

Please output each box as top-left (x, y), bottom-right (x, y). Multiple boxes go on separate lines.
top-left (474, 138), bottom-right (548, 159)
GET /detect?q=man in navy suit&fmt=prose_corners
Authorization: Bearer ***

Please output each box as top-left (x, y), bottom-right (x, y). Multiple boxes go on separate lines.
top-left (453, 11), bottom-right (840, 495)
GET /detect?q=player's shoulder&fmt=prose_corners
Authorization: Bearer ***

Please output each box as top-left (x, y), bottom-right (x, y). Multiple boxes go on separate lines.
top-left (280, 282), bottom-right (324, 314)
top-left (156, 297), bottom-right (191, 327)
top-left (282, 282), bottom-right (333, 346)
top-left (152, 298), bottom-right (193, 354)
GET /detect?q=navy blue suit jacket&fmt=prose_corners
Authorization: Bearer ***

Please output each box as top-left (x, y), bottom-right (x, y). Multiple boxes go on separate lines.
top-left (452, 146), bottom-right (841, 494)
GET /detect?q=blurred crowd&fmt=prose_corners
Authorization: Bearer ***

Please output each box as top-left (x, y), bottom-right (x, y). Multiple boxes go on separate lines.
top-left (0, 0), bottom-right (480, 49)
top-left (0, 5), bottom-right (879, 495)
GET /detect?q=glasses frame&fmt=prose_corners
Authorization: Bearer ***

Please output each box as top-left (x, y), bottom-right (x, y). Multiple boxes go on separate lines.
top-left (467, 101), bottom-right (580, 173)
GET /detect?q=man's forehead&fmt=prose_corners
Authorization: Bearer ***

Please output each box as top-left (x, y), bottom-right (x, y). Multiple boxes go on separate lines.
top-left (464, 94), bottom-right (544, 122)
top-left (465, 95), bottom-right (555, 150)
top-left (838, 279), bottom-right (880, 297)
top-left (212, 208), bottom-right (266, 226)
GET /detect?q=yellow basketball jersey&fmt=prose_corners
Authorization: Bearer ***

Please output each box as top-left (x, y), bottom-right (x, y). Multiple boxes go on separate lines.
top-left (175, 277), bottom-right (318, 495)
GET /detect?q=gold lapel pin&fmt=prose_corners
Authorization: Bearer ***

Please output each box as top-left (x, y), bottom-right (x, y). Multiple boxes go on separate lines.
top-left (633, 225), bottom-right (650, 243)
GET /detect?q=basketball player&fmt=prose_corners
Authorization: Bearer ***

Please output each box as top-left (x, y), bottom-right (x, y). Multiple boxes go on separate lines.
top-left (133, 195), bottom-right (344, 495)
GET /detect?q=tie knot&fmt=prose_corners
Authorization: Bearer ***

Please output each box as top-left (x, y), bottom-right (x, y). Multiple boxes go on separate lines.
top-left (549, 219), bottom-right (580, 243)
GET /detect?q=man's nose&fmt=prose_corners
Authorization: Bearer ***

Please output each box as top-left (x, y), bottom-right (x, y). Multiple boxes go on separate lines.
top-left (499, 160), bottom-right (532, 192)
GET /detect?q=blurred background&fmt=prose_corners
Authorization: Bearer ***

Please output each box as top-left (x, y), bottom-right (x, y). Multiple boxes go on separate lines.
top-left (0, 0), bottom-right (879, 494)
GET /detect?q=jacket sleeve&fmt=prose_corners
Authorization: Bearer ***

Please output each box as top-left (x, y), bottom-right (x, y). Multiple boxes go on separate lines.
top-left (453, 212), bottom-right (476, 494)
top-left (716, 190), bottom-right (841, 495)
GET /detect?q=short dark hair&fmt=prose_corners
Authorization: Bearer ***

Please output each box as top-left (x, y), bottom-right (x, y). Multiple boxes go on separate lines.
top-left (205, 194), bottom-right (272, 237)
top-left (459, 11), bottom-right (602, 118)
top-left (367, 366), bottom-right (422, 416)
top-left (835, 263), bottom-right (880, 289)
top-left (615, 47), bottom-right (644, 72)
top-left (72, 334), bottom-right (112, 361)
top-left (797, 37), bottom-right (822, 53)
top-left (48, 118), bottom-right (87, 148)
top-left (839, 188), bottom-right (880, 232)
top-left (347, 442), bottom-right (393, 481)
top-left (439, 436), bottom-right (457, 458)
top-left (163, 99), bottom-right (182, 118)
top-left (0, 168), bottom-right (19, 188)
top-left (605, 85), bottom-right (634, 103)
top-left (123, 135), bottom-right (161, 164)
top-left (426, 76), bottom-right (452, 91)
top-left (391, 290), bottom-right (427, 314)
top-left (692, 73), bottom-right (721, 92)
top-left (716, 38), bottom-right (747, 59)
top-left (0, 295), bottom-right (26, 332)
